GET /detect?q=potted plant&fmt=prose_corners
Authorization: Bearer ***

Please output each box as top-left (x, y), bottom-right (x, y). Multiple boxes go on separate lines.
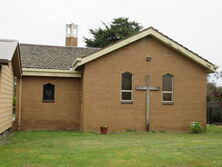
top-left (100, 125), bottom-right (108, 134)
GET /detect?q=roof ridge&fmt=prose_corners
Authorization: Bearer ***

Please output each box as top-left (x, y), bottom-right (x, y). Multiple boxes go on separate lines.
top-left (0, 39), bottom-right (18, 42)
top-left (20, 43), bottom-right (100, 50)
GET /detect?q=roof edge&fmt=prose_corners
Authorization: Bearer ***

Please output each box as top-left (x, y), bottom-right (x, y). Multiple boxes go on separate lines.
top-left (22, 68), bottom-right (82, 78)
top-left (0, 59), bottom-right (9, 65)
top-left (20, 43), bottom-right (100, 50)
top-left (73, 27), bottom-right (217, 73)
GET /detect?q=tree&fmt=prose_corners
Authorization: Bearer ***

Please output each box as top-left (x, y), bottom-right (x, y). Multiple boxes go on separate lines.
top-left (207, 82), bottom-right (219, 101)
top-left (84, 17), bottom-right (143, 48)
top-left (207, 71), bottom-right (222, 106)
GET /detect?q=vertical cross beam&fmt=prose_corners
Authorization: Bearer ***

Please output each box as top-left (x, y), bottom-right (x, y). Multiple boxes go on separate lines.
top-left (146, 75), bottom-right (150, 131)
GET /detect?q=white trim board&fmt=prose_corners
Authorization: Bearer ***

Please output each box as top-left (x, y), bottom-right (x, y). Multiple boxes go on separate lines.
top-left (73, 27), bottom-right (217, 73)
top-left (22, 68), bottom-right (82, 78)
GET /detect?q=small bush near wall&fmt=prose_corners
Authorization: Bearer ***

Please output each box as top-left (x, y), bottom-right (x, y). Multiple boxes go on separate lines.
top-left (190, 122), bottom-right (203, 134)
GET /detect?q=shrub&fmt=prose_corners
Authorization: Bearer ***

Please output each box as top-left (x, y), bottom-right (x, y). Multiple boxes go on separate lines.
top-left (190, 122), bottom-right (203, 134)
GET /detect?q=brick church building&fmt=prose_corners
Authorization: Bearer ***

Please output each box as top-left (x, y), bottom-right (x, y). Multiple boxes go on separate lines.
top-left (14, 24), bottom-right (217, 132)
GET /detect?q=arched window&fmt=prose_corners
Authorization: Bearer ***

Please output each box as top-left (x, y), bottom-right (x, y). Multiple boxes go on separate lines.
top-left (121, 72), bottom-right (133, 103)
top-left (43, 83), bottom-right (55, 102)
top-left (162, 74), bottom-right (173, 104)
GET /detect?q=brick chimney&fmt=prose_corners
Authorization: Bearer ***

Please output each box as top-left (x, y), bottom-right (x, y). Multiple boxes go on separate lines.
top-left (65, 23), bottom-right (78, 47)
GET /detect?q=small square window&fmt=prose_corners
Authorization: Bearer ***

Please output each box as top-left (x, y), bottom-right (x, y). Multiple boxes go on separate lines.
top-left (122, 92), bottom-right (132, 101)
top-left (163, 93), bottom-right (172, 101)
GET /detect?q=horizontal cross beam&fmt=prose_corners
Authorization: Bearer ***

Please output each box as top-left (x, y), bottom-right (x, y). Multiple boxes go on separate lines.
top-left (136, 86), bottom-right (160, 91)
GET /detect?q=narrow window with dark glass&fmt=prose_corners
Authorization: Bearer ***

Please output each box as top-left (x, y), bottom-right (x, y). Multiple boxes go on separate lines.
top-left (121, 72), bottom-right (133, 103)
top-left (162, 74), bottom-right (173, 104)
top-left (43, 83), bottom-right (55, 102)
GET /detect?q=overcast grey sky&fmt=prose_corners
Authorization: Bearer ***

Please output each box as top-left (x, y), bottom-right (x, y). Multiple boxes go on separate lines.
top-left (1, 0), bottom-right (221, 85)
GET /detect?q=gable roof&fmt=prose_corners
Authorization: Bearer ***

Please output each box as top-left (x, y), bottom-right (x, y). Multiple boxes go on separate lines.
top-left (73, 27), bottom-right (217, 73)
top-left (20, 44), bottom-right (99, 70)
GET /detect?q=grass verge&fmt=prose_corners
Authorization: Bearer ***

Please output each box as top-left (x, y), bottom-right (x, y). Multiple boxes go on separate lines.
top-left (0, 125), bottom-right (222, 167)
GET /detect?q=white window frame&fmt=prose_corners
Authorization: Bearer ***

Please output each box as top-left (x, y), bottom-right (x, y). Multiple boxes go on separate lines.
top-left (121, 90), bottom-right (133, 102)
top-left (162, 74), bottom-right (174, 104)
top-left (121, 72), bottom-right (133, 104)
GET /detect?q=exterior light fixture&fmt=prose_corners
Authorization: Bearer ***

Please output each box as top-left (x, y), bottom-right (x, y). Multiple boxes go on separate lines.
top-left (146, 56), bottom-right (152, 61)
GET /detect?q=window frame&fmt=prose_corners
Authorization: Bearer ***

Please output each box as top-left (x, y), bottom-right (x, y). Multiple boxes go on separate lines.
top-left (43, 83), bottom-right (55, 102)
top-left (120, 72), bottom-right (133, 104)
top-left (162, 74), bottom-right (174, 105)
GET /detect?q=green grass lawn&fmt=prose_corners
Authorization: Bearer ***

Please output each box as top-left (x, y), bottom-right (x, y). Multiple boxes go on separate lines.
top-left (0, 126), bottom-right (222, 167)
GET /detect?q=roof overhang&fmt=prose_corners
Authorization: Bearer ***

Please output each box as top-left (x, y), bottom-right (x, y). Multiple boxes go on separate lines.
top-left (0, 39), bottom-right (18, 60)
top-left (22, 68), bottom-right (82, 78)
top-left (0, 39), bottom-right (22, 77)
top-left (0, 59), bottom-right (10, 65)
top-left (73, 27), bottom-right (217, 73)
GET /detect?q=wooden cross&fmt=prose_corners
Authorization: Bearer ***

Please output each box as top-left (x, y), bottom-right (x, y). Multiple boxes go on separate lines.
top-left (135, 75), bottom-right (160, 131)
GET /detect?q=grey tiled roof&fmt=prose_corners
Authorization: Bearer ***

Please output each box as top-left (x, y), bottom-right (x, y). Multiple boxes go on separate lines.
top-left (20, 44), bottom-right (100, 70)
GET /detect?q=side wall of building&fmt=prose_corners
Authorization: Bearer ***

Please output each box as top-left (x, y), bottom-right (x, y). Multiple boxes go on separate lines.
top-left (0, 63), bottom-right (14, 134)
top-left (82, 36), bottom-right (207, 132)
top-left (20, 76), bottom-right (81, 130)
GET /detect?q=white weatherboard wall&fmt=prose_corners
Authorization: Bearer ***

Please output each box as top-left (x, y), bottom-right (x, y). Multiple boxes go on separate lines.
top-left (0, 63), bottom-right (14, 134)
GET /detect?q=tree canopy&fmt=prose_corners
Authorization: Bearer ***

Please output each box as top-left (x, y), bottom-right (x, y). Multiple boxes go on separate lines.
top-left (207, 72), bottom-right (222, 106)
top-left (84, 17), bottom-right (143, 48)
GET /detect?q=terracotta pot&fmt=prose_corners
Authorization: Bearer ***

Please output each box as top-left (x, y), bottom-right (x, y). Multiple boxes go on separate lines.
top-left (100, 127), bottom-right (108, 134)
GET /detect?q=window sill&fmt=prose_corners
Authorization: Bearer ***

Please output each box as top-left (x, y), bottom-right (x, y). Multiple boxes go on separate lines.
top-left (162, 101), bottom-right (173, 105)
top-left (43, 100), bottom-right (55, 103)
top-left (121, 101), bottom-right (133, 104)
